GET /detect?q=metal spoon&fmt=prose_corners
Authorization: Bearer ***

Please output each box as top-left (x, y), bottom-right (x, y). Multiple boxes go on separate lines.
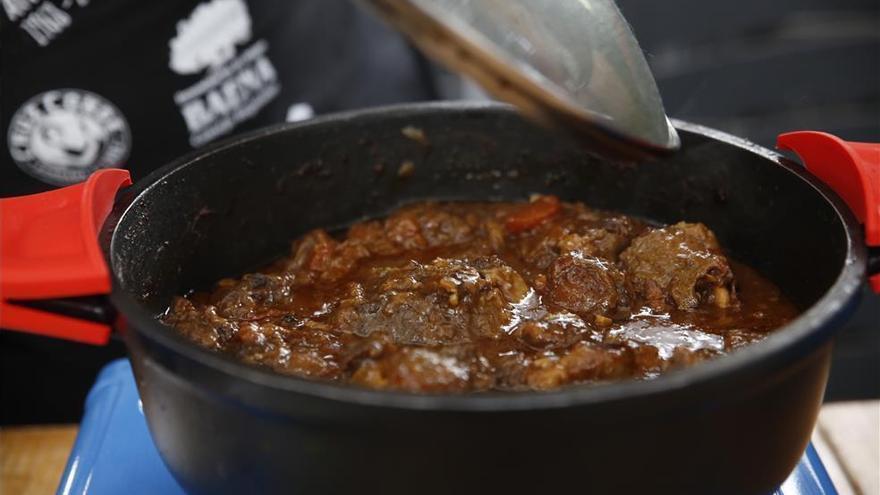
top-left (363, 0), bottom-right (679, 160)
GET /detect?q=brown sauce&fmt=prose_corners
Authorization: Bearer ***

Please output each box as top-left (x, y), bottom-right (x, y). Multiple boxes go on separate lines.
top-left (163, 196), bottom-right (799, 392)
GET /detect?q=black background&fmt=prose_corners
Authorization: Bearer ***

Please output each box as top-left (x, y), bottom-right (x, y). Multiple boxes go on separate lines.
top-left (617, 0), bottom-right (880, 401)
top-left (1, 0), bottom-right (439, 424)
top-left (2, 0), bottom-right (878, 424)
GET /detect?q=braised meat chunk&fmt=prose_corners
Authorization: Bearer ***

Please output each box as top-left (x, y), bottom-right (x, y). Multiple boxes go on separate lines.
top-left (546, 253), bottom-right (623, 317)
top-left (621, 222), bottom-right (735, 311)
top-left (330, 256), bottom-right (529, 344)
top-left (163, 196), bottom-right (798, 393)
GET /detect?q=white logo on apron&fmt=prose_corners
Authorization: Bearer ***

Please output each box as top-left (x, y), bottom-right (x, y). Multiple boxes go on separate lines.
top-left (169, 0), bottom-right (280, 147)
top-left (168, 0), bottom-right (252, 75)
top-left (7, 89), bottom-right (131, 186)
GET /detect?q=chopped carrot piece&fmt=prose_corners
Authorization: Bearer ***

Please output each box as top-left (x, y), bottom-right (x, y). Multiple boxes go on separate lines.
top-left (505, 195), bottom-right (561, 233)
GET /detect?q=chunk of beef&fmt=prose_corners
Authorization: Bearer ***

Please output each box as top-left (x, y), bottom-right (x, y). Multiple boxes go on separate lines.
top-left (416, 207), bottom-right (476, 246)
top-left (286, 229), bottom-right (337, 274)
top-left (546, 253), bottom-right (624, 317)
top-left (524, 342), bottom-right (633, 389)
top-left (517, 320), bottom-right (581, 349)
top-left (347, 221), bottom-right (402, 256)
top-left (214, 273), bottom-right (296, 319)
top-left (557, 230), bottom-right (628, 261)
top-left (227, 321), bottom-right (293, 370)
top-left (627, 345), bottom-right (714, 376)
top-left (351, 346), bottom-right (492, 392)
top-left (381, 203), bottom-right (486, 250)
top-left (620, 222), bottom-right (735, 310)
top-left (331, 256), bottom-right (530, 344)
top-left (285, 229), bottom-right (373, 283)
top-left (166, 296), bottom-right (348, 378)
top-left (515, 207), bottom-right (644, 270)
top-left (518, 222), bottom-right (567, 270)
top-left (384, 213), bottom-right (428, 250)
top-left (164, 298), bottom-right (235, 349)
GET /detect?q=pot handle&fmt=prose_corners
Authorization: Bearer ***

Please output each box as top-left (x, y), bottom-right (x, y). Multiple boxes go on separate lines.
top-left (777, 132), bottom-right (879, 293)
top-left (0, 169), bottom-right (132, 344)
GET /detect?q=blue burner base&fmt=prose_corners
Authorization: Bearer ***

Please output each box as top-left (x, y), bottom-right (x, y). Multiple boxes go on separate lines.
top-left (57, 359), bottom-right (837, 495)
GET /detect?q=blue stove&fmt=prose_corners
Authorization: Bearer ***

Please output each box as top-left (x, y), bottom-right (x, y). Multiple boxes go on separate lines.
top-left (56, 359), bottom-right (838, 495)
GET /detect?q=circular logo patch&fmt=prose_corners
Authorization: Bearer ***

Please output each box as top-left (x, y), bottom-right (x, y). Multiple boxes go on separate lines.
top-left (7, 89), bottom-right (131, 185)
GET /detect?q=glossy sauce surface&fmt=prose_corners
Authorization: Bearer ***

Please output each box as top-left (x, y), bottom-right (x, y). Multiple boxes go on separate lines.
top-left (163, 197), bottom-right (798, 392)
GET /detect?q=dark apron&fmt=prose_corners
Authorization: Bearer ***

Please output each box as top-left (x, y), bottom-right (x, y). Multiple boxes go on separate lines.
top-left (0, 0), bottom-right (443, 423)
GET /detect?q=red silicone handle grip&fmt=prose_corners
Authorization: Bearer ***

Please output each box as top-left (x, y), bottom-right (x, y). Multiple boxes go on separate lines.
top-left (777, 132), bottom-right (879, 292)
top-left (0, 169), bottom-right (132, 344)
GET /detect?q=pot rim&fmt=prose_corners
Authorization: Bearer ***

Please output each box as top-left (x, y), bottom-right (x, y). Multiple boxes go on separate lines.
top-left (107, 101), bottom-right (867, 412)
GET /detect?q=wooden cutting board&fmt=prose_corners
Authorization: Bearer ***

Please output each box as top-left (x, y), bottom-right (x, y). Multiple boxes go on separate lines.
top-left (0, 425), bottom-right (78, 495)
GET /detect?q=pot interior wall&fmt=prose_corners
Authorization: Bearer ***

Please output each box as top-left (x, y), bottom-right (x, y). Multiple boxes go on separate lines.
top-left (110, 105), bottom-right (848, 319)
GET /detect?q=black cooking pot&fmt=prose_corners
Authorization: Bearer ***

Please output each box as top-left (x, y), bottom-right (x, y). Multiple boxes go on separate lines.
top-left (1, 103), bottom-right (877, 494)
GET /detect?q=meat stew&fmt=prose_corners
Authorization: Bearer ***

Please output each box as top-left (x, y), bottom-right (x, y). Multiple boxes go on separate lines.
top-left (163, 196), bottom-right (798, 392)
